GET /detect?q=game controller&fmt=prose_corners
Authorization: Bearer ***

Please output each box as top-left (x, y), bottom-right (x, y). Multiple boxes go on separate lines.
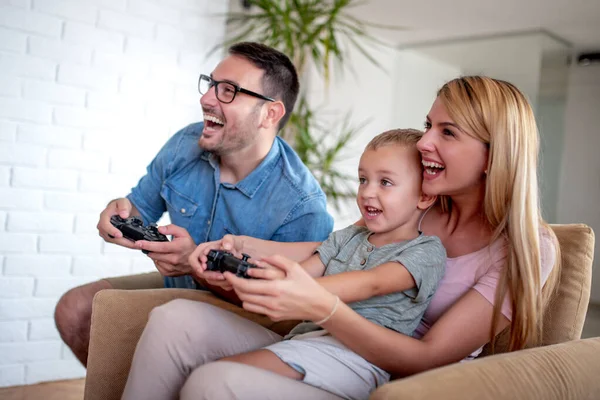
top-left (206, 250), bottom-right (257, 279)
top-left (110, 215), bottom-right (169, 254)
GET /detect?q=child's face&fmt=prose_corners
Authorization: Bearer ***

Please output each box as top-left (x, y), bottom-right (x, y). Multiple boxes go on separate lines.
top-left (357, 145), bottom-right (423, 236)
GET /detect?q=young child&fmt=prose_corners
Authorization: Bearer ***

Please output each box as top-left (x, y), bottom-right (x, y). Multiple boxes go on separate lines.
top-left (122, 129), bottom-right (446, 400)
top-left (218, 128), bottom-right (446, 400)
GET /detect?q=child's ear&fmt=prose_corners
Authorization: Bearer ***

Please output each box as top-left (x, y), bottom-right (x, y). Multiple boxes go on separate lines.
top-left (417, 192), bottom-right (437, 210)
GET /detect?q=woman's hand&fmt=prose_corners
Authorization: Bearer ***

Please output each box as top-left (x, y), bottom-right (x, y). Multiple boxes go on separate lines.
top-left (224, 254), bottom-right (337, 322)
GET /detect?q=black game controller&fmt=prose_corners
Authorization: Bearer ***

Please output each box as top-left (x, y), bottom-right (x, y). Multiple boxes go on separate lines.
top-left (206, 250), bottom-right (257, 279)
top-left (110, 215), bottom-right (169, 254)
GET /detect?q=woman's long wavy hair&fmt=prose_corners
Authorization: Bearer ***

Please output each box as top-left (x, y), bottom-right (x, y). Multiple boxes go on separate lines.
top-left (437, 76), bottom-right (561, 351)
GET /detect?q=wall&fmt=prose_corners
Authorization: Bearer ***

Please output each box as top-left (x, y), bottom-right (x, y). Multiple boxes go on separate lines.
top-left (0, 0), bottom-right (227, 387)
top-left (391, 50), bottom-right (462, 129)
top-left (412, 34), bottom-right (545, 109)
top-left (557, 62), bottom-right (600, 303)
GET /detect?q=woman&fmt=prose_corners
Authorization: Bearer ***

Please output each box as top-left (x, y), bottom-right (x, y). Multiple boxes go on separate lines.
top-left (122, 76), bottom-right (560, 400)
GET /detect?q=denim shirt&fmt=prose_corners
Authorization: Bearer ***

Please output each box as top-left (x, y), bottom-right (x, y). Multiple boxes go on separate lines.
top-left (127, 122), bottom-right (334, 288)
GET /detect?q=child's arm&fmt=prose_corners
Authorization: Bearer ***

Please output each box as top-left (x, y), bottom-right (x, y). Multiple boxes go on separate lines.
top-left (316, 262), bottom-right (415, 304)
top-left (250, 253), bottom-right (326, 280)
top-left (299, 253), bottom-right (327, 278)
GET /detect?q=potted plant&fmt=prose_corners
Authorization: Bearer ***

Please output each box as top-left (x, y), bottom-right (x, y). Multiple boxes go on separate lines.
top-left (213, 0), bottom-right (395, 209)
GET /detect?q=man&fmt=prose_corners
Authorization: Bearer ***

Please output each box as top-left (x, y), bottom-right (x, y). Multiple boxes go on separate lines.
top-left (54, 42), bottom-right (334, 366)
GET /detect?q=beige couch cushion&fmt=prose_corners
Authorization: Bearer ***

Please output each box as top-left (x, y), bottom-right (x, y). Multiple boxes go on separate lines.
top-left (481, 224), bottom-right (594, 356)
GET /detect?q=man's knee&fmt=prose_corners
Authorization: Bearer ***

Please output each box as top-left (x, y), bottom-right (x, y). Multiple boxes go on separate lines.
top-left (145, 299), bottom-right (214, 343)
top-left (54, 279), bottom-right (113, 340)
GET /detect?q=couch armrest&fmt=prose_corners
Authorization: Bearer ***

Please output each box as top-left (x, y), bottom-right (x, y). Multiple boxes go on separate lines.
top-left (370, 337), bottom-right (600, 400)
top-left (84, 288), bottom-right (298, 400)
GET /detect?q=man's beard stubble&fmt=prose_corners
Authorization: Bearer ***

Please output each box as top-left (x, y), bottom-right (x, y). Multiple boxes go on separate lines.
top-left (199, 104), bottom-right (262, 156)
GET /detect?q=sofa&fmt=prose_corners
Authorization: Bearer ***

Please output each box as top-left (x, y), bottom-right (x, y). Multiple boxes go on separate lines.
top-left (84, 224), bottom-right (598, 400)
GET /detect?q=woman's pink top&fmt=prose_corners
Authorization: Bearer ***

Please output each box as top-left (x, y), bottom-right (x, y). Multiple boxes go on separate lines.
top-left (413, 230), bottom-right (557, 358)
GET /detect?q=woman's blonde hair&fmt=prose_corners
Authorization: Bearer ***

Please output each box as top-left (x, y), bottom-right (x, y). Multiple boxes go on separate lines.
top-left (437, 76), bottom-right (561, 351)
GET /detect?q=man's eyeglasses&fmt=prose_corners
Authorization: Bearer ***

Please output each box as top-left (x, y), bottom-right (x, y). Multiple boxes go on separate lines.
top-left (198, 74), bottom-right (275, 104)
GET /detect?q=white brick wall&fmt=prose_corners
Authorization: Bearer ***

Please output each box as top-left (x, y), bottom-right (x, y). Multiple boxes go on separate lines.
top-left (0, 0), bottom-right (227, 386)
top-left (0, 321), bottom-right (28, 342)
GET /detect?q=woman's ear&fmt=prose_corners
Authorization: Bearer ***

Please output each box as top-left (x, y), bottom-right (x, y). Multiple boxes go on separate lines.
top-left (260, 101), bottom-right (285, 130)
top-left (417, 192), bottom-right (437, 210)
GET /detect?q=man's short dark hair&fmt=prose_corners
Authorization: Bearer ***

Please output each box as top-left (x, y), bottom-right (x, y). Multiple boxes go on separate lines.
top-left (228, 42), bottom-right (299, 131)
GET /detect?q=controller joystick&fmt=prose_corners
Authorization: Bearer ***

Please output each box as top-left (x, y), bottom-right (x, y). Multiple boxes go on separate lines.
top-left (206, 250), bottom-right (257, 279)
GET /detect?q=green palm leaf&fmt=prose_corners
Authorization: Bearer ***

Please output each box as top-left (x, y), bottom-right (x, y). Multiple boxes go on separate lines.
top-left (211, 0), bottom-right (401, 209)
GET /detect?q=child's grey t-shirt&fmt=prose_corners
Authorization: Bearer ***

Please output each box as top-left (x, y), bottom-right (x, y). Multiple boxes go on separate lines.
top-left (288, 225), bottom-right (446, 338)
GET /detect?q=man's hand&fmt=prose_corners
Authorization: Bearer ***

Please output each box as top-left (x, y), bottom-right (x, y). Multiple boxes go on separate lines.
top-left (97, 198), bottom-right (138, 249)
top-left (135, 224), bottom-right (196, 276)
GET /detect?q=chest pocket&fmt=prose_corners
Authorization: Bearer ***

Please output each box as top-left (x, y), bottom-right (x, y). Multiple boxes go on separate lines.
top-left (325, 241), bottom-right (357, 275)
top-left (160, 184), bottom-right (198, 219)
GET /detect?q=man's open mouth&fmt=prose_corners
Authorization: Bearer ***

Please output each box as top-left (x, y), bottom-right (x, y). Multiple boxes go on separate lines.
top-left (204, 114), bottom-right (225, 129)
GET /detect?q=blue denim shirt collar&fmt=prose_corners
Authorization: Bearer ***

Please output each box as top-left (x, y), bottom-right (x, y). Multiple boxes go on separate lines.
top-left (200, 138), bottom-right (282, 199)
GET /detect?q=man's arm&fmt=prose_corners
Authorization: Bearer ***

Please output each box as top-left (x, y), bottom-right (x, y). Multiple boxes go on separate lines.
top-left (316, 262), bottom-right (416, 304)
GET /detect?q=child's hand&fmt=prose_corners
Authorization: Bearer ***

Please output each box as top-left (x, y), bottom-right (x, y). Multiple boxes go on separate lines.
top-left (188, 240), bottom-right (217, 275)
top-left (188, 235), bottom-right (239, 272)
top-left (247, 258), bottom-right (288, 280)
top-left (188, 235), bottom-right (247, 291)
top-left (202, 270), bottom-right (234, 291)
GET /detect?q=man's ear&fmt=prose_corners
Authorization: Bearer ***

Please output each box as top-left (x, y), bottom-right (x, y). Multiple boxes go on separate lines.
top-left (417, 192), bottom-right (437, 210)
top-left (260, 101), bottom-right (285, 130)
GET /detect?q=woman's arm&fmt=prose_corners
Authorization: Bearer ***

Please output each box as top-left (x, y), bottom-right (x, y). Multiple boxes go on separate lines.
top-left (321, 289), bottom-right (509, 376)
top-left (226, 257), bottom-right (509, 377)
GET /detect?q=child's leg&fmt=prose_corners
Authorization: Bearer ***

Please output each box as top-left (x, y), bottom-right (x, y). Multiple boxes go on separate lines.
top-left (180, 361), bottom-right (344, 400)
top-left (121, 299), bottom-right (282, 400)
top-left (221, 349), bottom-right (304, 380)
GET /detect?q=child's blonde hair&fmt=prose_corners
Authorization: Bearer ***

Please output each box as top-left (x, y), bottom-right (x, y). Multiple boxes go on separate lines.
top-left (366, 128), bottom-right (423, 151)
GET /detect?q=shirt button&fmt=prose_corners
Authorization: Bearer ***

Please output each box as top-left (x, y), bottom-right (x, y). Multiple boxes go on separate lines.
top-left (367, 246), bottom-right (374, 252)
top-left (180, 208), bottom-right (186, 214)
top-left (207, 220), bottom-right (211, 225)
top-left (360, 259), bottom-right (366, 265)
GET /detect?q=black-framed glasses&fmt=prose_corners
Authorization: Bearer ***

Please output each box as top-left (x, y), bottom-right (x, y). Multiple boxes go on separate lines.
top-left (198, 74), bottom-right (275, 104)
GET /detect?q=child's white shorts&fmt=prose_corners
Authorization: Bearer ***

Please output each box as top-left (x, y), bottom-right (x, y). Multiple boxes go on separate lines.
top-left (264, 332), bottom-right (390, 400)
